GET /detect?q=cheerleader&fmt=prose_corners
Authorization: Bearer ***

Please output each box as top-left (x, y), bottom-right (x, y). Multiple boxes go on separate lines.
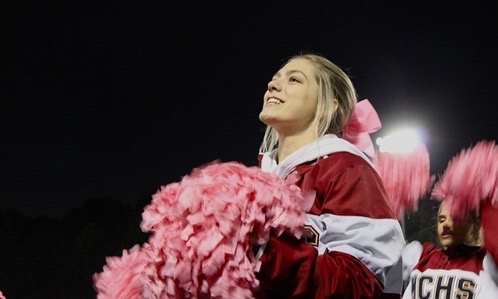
top-left (255, 53), bottom-right (405, 298)
top-left (401, 141), bottom-right (498, 298)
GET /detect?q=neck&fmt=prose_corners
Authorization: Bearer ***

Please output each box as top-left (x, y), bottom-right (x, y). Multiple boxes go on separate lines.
top-left (277, 132), bottom-right (319, 163)
top-left (444, 243), bottom-right (481, 257)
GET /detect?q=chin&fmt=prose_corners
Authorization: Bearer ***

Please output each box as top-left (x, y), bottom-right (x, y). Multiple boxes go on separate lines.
top-left (259, 113), bottom-right (275, 125)
top-left (439, 239), bottom-right (453, 249)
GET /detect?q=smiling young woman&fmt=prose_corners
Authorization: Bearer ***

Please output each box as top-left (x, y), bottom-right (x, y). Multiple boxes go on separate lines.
top-left (253, 53), bottom-right (405, 299)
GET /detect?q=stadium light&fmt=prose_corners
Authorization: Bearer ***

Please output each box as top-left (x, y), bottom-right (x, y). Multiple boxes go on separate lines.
top-left (376, 128), bottom-right (424, 153)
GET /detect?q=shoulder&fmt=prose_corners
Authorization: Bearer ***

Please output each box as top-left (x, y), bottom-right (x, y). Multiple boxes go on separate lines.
top-left (418, 242), bottom-right (442, 260)
top-left (320, 151), bottom-right (373, 169)
top-left (422, 242), bottom-right (439, 252)
top-left (298, 152), bottom-right (394, 219)
top-left (402, 241), bottom-right (428, 262)
top-left (402, 242), bottom-right (438, 271)
top-left (311, 152), bottom-right (381, 189)
top-left (403, 240), bottom-right (423, 255)
top-left (295, 152), bottom-right (375, 178)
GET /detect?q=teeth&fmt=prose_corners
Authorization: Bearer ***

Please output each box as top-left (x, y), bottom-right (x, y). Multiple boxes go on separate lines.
top-left (267, 97), bottom-right (283, 104)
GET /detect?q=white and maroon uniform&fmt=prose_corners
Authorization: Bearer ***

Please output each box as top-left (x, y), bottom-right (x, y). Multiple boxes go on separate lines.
top-left (255, 134), bottom-right (405, 299)
top-left (402, 204), bottom-right (498, 299)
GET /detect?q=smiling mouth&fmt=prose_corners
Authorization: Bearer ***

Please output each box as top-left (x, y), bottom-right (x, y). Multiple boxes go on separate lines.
top-left (267, 97), bottom-right (284, 105)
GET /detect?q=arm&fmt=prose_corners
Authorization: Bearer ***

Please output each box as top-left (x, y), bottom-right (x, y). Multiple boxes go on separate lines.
top-left (257, 154), bottom-right (405, 298)
top-left (401, 241), bottom-right (423, 284)
top-left (480, 202), bottom-right (498, 284)
top-left (378, 257), bottom-right (403, 299)
top-left (258, 234), bottom-right (384, 298)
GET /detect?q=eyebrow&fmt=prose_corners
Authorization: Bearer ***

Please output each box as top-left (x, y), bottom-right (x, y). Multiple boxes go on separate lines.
top-left (272, 69), bottom-right (309, 80)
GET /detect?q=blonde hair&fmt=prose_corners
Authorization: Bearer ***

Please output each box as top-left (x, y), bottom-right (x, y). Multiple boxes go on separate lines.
top-left (259, 53), bottom-right (358, 153)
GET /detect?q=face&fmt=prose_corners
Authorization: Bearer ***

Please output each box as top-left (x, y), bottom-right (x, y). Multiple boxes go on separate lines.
top-left (437, 203), bottom-right (474, 250)
top-left (259, 58), bottom-right (319, 135)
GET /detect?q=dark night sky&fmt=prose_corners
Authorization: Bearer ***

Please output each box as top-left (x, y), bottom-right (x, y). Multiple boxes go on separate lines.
top-left (3, 2), bottom-right (497, 218)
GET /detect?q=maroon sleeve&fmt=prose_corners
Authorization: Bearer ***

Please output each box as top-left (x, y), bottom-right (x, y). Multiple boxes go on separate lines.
top-left (257, 234), bottom-right (383, 299)
top-left (480, 202), bottom-right (498, 263)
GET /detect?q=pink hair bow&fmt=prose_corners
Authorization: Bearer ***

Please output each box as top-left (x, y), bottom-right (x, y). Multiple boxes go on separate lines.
top-left (342, 99), bottom-right (381, 157)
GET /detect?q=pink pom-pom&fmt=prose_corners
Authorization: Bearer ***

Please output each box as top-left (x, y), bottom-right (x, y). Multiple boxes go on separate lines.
top-left (93, 245), bottom-right (149, 299)
top-left (432, 140), bottom-right (498, 220)
top-left (94, 161), bottom-right (307, 299)
top-left (0, 290), bottom-right (6, 299)
top-left (373, 144), bottom-right (433, 219)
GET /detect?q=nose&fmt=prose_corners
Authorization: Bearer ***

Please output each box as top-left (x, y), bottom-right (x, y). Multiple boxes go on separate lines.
top-left (267, 79), bottom-right (280, 91)
top-left (442, 218), bottom-right (452, 229)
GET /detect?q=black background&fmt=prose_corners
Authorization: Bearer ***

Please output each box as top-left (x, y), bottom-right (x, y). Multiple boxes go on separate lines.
top-left (3, 2), bottom-right (497, 218)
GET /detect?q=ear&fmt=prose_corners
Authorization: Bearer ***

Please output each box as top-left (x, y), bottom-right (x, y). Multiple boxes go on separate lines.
top-left (331, 98), bottom-right (339, 114)
top-left (323, 98), bottom-right (339, 120)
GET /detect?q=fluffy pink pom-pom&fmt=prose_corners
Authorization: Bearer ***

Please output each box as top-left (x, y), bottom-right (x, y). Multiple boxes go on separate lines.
top-left (0, 290), bottom-right (6, 299)
top-left (373, 144), bottom-right (433, 219)
top-left (93, 245), bottom-right (149, 299)
top-left (432, 140), bottom-right (498, 220)
top-left (94, 161), bottom-right (307, 299)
